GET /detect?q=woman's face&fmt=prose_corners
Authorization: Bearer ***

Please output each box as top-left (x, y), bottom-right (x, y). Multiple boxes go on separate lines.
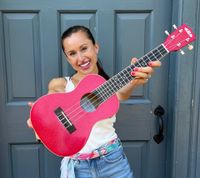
top-left (63, 31), bottom-right (99, 77)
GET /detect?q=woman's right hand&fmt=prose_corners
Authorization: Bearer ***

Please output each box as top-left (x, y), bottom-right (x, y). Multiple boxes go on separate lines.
top-left (27, 102), bottom-right (40, 141)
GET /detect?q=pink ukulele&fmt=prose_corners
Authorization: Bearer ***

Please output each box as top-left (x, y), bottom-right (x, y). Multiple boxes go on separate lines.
top-left (30, 24), bottom-right (196, 156)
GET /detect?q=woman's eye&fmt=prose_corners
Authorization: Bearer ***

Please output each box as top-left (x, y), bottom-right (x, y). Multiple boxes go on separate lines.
top-left (81, 47), bottom-right (87, 52)
top-left (69, 52), bottom-right (76, 57)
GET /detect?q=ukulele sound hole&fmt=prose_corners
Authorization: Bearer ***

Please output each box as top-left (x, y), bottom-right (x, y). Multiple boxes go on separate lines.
top-left (80, 92), bottom-right (102, 112)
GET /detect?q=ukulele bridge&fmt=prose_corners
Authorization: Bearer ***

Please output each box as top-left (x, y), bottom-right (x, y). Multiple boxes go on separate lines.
top-left (54, 107), bottom-right (76, 134)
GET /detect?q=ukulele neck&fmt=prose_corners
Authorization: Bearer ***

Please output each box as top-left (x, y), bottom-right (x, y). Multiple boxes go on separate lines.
top-left (93, 44), bottom-right (168, 102)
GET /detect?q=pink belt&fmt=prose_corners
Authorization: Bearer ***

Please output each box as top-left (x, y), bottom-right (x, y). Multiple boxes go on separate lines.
top-left (70, 138), bottom-right (121, 160)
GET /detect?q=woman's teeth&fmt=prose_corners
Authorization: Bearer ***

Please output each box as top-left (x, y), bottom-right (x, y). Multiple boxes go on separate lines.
top-left (80, 61), bottom-right (90, 67)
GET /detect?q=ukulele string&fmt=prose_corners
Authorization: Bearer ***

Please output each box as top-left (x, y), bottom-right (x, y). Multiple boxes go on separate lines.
top-left (58, 45), bottom-right (168, 121)
top-left (61, 43), bottom-right (168, 119)
top-left (63, 31), bottom-right (187, 126)
top-left (60, 46), bottom-right (169, 128)
top-left (59, 28), bottom-right (182, 120)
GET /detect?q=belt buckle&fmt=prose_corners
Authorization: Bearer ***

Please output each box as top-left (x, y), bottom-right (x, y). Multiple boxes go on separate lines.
top-left (100, 148), bottom-right (107, 155)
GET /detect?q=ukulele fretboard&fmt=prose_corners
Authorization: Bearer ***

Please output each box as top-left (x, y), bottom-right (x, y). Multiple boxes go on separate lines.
top-left (93, 44), bottom-right (168, 102)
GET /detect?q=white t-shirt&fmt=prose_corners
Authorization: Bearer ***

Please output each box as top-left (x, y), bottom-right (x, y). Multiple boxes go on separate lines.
top-left (65, 77), bottom-right (118, 153)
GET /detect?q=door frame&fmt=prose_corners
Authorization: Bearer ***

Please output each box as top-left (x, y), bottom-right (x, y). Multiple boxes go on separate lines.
top-left (167, 0), bottom-right (200, 178)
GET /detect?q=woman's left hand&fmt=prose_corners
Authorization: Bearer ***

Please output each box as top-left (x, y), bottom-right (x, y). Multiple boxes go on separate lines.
top-left (116, 57), bottom-right (162, 100)
top-left (130, 57), bottom-right (161, 86)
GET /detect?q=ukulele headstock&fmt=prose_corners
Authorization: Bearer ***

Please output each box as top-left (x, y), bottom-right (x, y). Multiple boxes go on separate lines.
top-left (163, 24), bottom-right (196, 54)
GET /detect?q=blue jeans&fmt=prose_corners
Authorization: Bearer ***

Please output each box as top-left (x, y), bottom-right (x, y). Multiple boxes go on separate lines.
top-left (74, 146), bottom-right (134, 178)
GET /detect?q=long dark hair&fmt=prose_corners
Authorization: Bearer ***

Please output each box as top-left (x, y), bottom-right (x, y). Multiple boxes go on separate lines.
top-left (61, 25), bottom-right (109, 80)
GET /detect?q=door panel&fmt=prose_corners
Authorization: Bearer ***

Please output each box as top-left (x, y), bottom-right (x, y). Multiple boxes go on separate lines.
top-left (0, 1), bottom-right (172, 178)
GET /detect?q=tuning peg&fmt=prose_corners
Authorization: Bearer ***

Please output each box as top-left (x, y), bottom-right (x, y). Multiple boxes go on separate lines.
top-left (188, 44), bottom-right (194, 50)
top-left (164, 30), bottom-right (170, 36)
top-left (173, 24), bottom-right (178, 29)
top-left (186, 38), bottom-right (190, 42)
top-left (180, 49), bottom-right (185, 55)
top-left (179, 29), bottom-right (183, 33)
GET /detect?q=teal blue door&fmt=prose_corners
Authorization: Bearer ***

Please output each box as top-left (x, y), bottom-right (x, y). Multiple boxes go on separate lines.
top-left (0, 1), bottom-right (172, 178)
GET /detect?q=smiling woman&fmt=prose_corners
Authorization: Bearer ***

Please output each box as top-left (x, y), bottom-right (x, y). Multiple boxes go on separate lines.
top-left (63, 32), bottom-right (98, 73)
top-left (61, 26), bottom-right (100, 81)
